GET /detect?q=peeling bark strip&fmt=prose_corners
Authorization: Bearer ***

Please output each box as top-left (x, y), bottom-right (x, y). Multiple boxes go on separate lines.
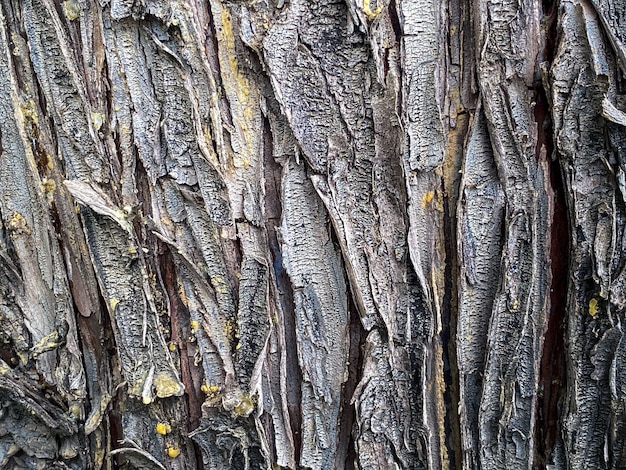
top-left (457, 105), bottom-right (505, 470)
top-left (281, 158), bottom-right (348, 469)
top-left (552, 1), bottom-right (626, 468)
top-left (474, 1), bottom-right (554, 469)
top-left (2, 0), bottom-right (626, 467)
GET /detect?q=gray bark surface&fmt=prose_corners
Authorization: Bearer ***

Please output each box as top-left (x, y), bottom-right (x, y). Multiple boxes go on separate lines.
top-left (0, 0), bottom-right (625, 468)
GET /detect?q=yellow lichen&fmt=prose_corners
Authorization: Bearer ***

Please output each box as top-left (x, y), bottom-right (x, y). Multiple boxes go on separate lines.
top-left (421, 190), bottom-right (435, 208)
top-left (8, 212), bottom-right (31, 235)
top-left (211, 275), bottom-right (228, 295)
top-left (589, 298), bottom-right (599, 317)
top-left (11, 34), bottom-right (20, 56)
top-left (41, 177), bottom-right (56, 195)
top-left (168, 341), bottom-right (177, 352)
top-left (177, 281), bottom-right (189, 308)
top-left (167, 446), bottom-right (180, 458)
top-left (68, 403), bottom-right (83, 421)
top-left (224, 318), bottom-right (237, 341)
top-left (190, 320), bottom-right (199, 333)
top-left (233, 396), bottom-right (254, 417)
top-left (217, 6), bottom-right (257, 161)
top-left (201, 382), bottom-right (220, 398)
top-left (109, 298), bottom-right (119, 312)
top-left (91, 112), bottom-right (105, 131)
top-left (31, 331), bottom-right (60, 357)
top-left (62, 0), bottom-right (81, 20)
top-left (19, 100), bottom-right (38, 125)
top-left (362, 0), bottom-right (383, 19)
top-left (155, 422), bottom-right (171, 435)
top-left (154, 372), bottom-right (183, 398)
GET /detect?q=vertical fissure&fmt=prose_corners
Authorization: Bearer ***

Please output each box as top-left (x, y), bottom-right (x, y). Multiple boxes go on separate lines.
top-left (338, 287), bottom-right (365, 470)
top-left (441, 193), bottom-right (460, 470)
top-left (443, 0), bottom-right (475, 464)
top-left (534, 1), bottom-right (568, 465)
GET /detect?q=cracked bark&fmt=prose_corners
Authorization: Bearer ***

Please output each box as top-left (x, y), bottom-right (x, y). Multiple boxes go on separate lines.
top-left (0, 0), bottom-right (625, 468)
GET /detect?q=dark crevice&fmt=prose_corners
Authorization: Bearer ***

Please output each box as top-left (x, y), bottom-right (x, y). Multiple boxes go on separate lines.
top-left (535, 107), bottom-right (568, 469)
top-left (387, 0), bottom-right (402, 51)
top-left (159, 248), bottom-right (205, 468)
top-left (441, 0), bottom-right (471, 466)
top-left (534, 0), bottom-right (568, 466)
top-left (339, 288), bottom-right (364, 470)
top-left (442, 189), bottom-right (461, 470)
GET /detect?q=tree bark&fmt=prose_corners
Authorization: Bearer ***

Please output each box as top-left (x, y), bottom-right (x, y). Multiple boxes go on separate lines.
top-left (0, 0), bottom-right (625, 468)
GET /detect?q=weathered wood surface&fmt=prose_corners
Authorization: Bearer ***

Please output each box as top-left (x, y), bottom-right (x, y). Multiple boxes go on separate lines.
top-left (0, 0), bottom-right (625, 468)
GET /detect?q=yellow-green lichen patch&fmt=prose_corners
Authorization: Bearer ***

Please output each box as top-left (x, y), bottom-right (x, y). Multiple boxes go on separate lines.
top-left (109, 297), bottom-right (120, 312)
top-left (31, 330), bottom-right (60, 357)
top-left (589, 297), bottom-right (599, 317)
top-left (362, 0), bottom-right (383, 19)
top-left (201, 382), bottom-right (221, 399)
top-left (62, 0), bottom-right (81, 20)
top-left (7, 212), bottom-right (31, 235)
top-left (41, 177), bottom-right (56, 192)
top-left (91, 112), bottom-right (105, 131)
top-left (233, 395), bottom-right (254, 417)
top-left (154, 372), bottom-right (184, 398)
top-left (19, 99), bottom-right (38, 125)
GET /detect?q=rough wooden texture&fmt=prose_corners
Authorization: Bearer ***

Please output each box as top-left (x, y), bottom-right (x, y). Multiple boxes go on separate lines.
top-left (1, 0), bottom-right (626, 468)
top-left (552, 1), bottom-right (626, 468)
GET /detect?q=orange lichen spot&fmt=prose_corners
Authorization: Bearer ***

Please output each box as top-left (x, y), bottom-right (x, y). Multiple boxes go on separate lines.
top-left (167, 446), bottom-right (180, 458)
top-left (156, 422), bottom-right (171, 435)
top-left (589, 298), bottom-right (599, 317)
top-left (421, 190), bottom-right (435, 208)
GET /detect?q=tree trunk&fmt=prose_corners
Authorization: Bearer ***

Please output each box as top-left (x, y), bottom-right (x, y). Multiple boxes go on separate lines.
top-left (0, 0), bottom-right (624, 468)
